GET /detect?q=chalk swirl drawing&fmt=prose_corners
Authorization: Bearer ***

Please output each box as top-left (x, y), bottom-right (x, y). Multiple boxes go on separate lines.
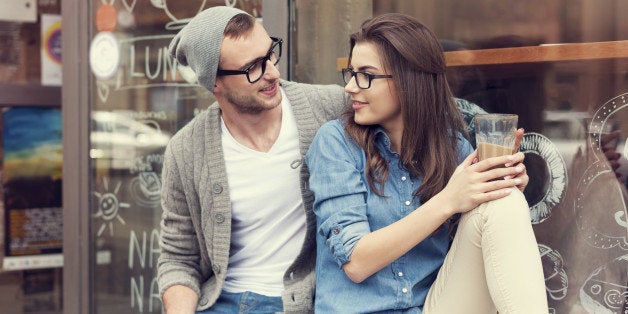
top-left (586, 93), bottom-right (626, 156)
top-left (93, 176), bottom-right (130, 237)
top-left (574, 161), bottom-right (628, 250)
top-left (129, 172), bottom-right (162, 208)
top-left (519, 133), bottom-right (568, 224)
top-left (539, 244), bottom-right (569, 301)
top-left (579, 254), bottom-right (628, 313)
top-left (574, 93), bottom-right (628, 250)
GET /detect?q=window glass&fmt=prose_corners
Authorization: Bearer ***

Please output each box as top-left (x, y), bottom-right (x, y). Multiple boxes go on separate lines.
top-left (86, 1), bottom-right (263, 313)
top-left (291, 0), bottom-right (628, 312)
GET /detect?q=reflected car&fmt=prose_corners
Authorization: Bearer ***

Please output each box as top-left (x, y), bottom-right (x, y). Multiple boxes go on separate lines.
top-left (90, 111), bottom-right (171, 171)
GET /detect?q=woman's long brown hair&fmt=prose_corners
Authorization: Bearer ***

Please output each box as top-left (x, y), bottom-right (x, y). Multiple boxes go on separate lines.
top-left (344, 13), bottom-right (467, 203)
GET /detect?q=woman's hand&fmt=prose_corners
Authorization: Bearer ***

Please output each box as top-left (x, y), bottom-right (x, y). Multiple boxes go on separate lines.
top-left (439, 150), bottom-right (526, 215)
top-left (510, 128), bottom-right (529, 192)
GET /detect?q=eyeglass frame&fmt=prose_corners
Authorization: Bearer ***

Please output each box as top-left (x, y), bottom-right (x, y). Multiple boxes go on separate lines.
top-left (216, 37), bottom-right (283, 83)
top-left (341, 67), bottom-right (393, 89)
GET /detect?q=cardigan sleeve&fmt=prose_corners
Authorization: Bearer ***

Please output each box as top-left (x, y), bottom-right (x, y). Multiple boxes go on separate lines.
top-left (157, 137), bottom-right (202, 298)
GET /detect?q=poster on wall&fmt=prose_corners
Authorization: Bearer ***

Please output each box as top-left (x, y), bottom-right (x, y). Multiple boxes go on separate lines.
top-left (2, 107), bottom-right (63, 270)
top-left (41, 14), bottom-right (62, 86)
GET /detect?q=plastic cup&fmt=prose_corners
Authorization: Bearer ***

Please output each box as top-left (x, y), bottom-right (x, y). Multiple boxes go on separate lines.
top-left (475, 114), bottom-right (518, 161)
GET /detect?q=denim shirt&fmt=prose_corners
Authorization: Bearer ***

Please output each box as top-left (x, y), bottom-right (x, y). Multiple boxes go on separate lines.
top-left (306, 119), bottom-right (473, 313)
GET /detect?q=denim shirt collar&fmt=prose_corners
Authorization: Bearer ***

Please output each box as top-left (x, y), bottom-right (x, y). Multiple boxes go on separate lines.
top-left (373, 127), bottom-right (399, 160)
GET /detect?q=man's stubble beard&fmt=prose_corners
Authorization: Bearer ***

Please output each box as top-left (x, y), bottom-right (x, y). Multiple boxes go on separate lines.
top-left (225, 87), bottom-right (281, 115)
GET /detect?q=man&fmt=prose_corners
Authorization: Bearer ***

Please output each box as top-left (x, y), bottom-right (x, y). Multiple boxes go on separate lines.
top-left (157, 6), bottom-right (347, 313)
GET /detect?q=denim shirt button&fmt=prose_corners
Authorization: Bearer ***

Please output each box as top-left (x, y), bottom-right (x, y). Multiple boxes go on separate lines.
top-left (333, 228), bottom-right (340, 235)
top-left (401, 176), bottom-right (407, 181)
top-left (402, 288), bottom-right (408, 293)
top-left (397, 272), bottom-right (403, 277)
top-left (405, 201), bottom-right (411, 206)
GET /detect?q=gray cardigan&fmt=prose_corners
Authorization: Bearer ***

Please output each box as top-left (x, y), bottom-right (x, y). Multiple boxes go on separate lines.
top-left (157, 80), bottom-right (347, 313)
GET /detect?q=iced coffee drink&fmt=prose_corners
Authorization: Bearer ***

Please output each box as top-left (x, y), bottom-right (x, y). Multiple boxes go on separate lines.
top-left (474, 114), bottom-right (518, 161)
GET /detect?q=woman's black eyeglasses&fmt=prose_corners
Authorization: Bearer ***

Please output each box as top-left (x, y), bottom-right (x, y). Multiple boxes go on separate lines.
top-left (342, 68), bottom-right (392, 89)
top-left (216, 37), bottom-right (282, 83)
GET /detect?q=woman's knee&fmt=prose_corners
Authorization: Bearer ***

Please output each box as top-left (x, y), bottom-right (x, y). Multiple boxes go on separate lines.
top-left (475, 189), bottom-right (531, 224)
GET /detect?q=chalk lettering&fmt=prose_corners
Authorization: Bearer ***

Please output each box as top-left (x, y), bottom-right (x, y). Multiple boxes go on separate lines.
top-left (129, 229), bottom-right (161, 269)
top-left (109, 35), bottom-right (196, 92)
top-left (129, 230), bottom-right (147, 269)
top-left (149, 276), bottom-right (161, 312)
top-left (131, 275), bottom-right (144, 312)
top-left (149, 229), bottom-right (161, 268)
top-left (130, 275), bottom-right (161, 313)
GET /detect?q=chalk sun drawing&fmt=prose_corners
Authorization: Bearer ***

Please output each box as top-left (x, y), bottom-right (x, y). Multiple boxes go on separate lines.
top-left (519, 132), bottom-right (568, 224)
top-left (93, 176), bottom-right (130, 237)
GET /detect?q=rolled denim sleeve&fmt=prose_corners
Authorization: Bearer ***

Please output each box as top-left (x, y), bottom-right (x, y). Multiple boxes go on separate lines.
top-left (306, 120), bottom-right (371, 267)
top-left (457, 134), bottom-right (474, 163)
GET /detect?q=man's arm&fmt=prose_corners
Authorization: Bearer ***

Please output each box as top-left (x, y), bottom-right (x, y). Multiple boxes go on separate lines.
top-left (158, 140), bottom-right (203, 312)
top-left (162, 285), bottom-right (199, 314)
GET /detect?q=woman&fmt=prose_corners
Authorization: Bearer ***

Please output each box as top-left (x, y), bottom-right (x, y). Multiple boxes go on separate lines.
top-left (306, 13), bottom-right (548, 313)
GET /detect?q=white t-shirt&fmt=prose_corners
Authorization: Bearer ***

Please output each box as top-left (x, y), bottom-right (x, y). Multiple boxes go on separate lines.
top-left (220, 89), bottom-right (306, 296)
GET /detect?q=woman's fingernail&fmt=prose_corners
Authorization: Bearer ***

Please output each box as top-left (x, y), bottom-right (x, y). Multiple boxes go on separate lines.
top-left (514, 178), bottom-right (522, 185)
top-left (504, 175), bottom-right (513, 180)
top-left (504, 163), bottom-right (513, 167)
top-left (516, 166), bottom-right (524, 172)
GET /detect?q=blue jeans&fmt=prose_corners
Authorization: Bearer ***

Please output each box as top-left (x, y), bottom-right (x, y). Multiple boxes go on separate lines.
top-left (197, 291), bottom-right (283, 314)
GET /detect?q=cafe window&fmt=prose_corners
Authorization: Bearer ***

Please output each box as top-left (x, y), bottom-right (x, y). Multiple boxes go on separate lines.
top-left (63, 0), bottom-right (626, 313)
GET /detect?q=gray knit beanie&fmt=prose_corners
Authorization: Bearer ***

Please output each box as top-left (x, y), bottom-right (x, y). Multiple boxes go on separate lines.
top-left (169, 6), bottom-right (251, 92)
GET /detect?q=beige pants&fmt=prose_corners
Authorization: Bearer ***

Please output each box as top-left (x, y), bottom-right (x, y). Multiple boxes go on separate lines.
top-left (423, 188), bottom-right (548, 314)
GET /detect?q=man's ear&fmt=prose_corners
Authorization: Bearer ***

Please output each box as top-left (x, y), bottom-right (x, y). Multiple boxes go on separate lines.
top-left (212, 82), bottom-right (220, 95)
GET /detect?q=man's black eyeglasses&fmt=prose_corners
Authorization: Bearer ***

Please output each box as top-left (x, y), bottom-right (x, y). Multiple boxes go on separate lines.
top-left (216, 37), bottom-right (282, 83)
top-left (342, 68), bottom-right (392, 89)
